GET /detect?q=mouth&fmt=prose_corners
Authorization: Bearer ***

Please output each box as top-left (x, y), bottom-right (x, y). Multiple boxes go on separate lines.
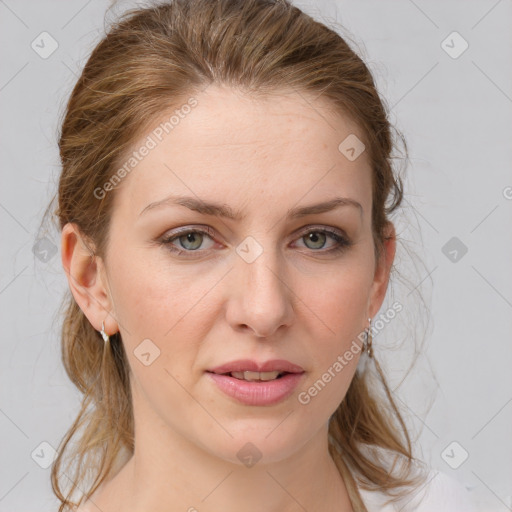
top-left (205, 361), bottom-right (306, 406)
top-left (206, 370), bottom-right (293, 382)
top-left (207, 359), bottom-right (305, 377)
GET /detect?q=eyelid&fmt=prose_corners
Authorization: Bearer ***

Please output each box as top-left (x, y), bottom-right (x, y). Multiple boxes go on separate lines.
top-left (159, 225), bottom-right (218, 250)
top-left (163, 225), bottom-right (216, 238)
top-left (159, 224), bottom-right (351, 255)
top-left (160, 224), bottom-right (346, 242)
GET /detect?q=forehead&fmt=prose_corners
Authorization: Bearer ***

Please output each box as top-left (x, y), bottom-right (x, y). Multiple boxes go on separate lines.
top-left (152, 84), bottom-right (366, 150)
top-left (111, 84), bottom-right (372, 221)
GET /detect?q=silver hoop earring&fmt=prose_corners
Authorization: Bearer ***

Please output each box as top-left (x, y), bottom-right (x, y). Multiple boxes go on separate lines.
top-left (363, 317), bottom-right (373, 358)
top-left (100, 321), bottom-right (109, 344)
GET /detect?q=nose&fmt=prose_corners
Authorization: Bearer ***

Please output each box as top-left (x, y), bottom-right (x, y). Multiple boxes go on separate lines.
top-left (225, 246), bottom-right (294, 338)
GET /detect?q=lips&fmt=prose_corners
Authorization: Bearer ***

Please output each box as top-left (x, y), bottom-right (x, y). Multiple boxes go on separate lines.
top-left (207, 359), bottom-right (305, 375)
top-left (206, 367), bottom-right (305, 406)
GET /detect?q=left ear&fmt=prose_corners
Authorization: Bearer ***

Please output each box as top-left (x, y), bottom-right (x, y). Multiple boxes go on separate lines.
top-left (60, 222), bottom-right (119, 336)
top-left (367, 222), bottom-right (396, 319)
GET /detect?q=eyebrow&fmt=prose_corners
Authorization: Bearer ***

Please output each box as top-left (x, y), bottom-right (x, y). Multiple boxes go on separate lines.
top-left (138, 194), bottom-right (363, 220)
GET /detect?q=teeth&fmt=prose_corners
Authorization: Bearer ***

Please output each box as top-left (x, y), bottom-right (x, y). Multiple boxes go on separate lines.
top-left (230, 370), bottom-right (283, 381)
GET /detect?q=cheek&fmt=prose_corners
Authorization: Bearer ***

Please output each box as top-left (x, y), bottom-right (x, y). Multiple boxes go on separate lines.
top-left (296, 276), bottom-right (370, 416)
top-left (108, 251), bottom-right (218, 368)
top-left (305, 263), bottom-right (372, 334)
top-left (109, 262), bottom-right (170, 337)
top-left (108, 247), bottom-right (185, 330)
top-left (297, 260), bottom-right (372, 402)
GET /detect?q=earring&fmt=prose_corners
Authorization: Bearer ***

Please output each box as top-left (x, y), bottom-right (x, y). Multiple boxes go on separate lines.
top-left (100, 320), bottom-right (109, 344)
top-left (363, 317), bottom-right (373, 358)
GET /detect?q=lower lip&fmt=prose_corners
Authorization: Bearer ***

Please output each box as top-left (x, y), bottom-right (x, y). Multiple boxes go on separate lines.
top-left (206, 372), bottom-right (305, 406)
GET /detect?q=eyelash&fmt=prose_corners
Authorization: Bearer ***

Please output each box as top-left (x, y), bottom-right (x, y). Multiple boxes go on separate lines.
top-left (159, 225), bottom-right (352, 257)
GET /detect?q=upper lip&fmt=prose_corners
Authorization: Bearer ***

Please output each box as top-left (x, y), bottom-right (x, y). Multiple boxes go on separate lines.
top-left (208, 359), bottom-right (305, 374)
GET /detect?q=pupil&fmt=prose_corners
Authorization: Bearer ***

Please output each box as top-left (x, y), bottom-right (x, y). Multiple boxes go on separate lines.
top-left (306, 232), bottom-right (325, 249)
top-left (182, 232), bottom-right (201, 250)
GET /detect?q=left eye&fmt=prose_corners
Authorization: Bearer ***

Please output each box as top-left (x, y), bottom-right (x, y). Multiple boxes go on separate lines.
top-left (161, 227), bottom-right (216, 253)
top-left (160, 227), bottom-right (350, 255)
top-left (295, 230), bottom-right (346, 251)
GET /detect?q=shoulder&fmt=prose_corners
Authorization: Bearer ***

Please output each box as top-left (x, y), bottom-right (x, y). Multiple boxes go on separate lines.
top-left (407, 469), bottom-right (477, 512)
top-left (359, 468), bottom-right (477, 512)
top-left (353, 443), bottom-right (477, 512)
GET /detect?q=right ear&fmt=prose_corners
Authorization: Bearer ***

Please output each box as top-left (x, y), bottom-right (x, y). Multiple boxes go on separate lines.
top-left (60, 223), bottom-right (119, 336)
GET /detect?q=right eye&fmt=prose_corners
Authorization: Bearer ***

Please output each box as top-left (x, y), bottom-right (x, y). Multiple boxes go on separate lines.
top-left (160, 227), bottom-right (217, 255)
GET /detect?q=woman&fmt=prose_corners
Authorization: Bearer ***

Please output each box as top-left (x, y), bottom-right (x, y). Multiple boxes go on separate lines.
top-left (48, 0), bottom-right (477, 510)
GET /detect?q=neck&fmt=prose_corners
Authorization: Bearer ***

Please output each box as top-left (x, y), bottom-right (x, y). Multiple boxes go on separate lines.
top-left (87, 388), bottom-right (354, 512)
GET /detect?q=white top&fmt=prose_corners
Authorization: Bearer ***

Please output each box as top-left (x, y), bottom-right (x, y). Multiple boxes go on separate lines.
top-left (338, 442), bottom-right (478, 512)
top-left (74, 468), bottom-right (476, 512)
top-left (358, 468), bottom-right (477, 512)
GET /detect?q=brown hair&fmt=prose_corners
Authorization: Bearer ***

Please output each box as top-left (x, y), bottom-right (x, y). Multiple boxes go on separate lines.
top-left (46, 0), bottom-right (429, 510)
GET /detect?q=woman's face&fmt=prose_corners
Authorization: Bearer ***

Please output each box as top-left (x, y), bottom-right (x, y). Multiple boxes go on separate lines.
top-left (66, 84), bottom-right (395, 466)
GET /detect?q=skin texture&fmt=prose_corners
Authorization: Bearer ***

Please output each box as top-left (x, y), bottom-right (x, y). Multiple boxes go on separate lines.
top-left (61, 84), bottom-right (396, 512)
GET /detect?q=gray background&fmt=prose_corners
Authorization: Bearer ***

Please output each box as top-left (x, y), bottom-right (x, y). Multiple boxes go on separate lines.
top-left (1, 0), bottom-right (511, 510)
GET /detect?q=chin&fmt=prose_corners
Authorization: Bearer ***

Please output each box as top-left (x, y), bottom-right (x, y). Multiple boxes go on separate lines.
top-left (201, 426), bottom-right (309, 468)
